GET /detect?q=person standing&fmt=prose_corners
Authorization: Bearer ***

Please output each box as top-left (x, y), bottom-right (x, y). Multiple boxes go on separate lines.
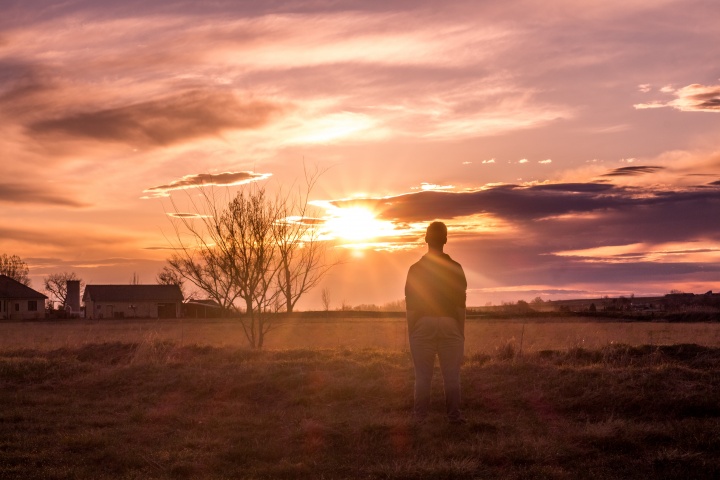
top-left (405, 221), bottom-right (467, 423)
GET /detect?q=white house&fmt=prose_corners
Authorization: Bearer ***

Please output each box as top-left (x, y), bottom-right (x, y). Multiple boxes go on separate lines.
top-left (83, 284), bottom-right (183, 319)
top-left (0, 274), bottom-right (47, 320)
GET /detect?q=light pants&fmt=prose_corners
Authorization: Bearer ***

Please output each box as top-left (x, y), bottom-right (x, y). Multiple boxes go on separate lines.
top-left (409, 316), bottom-right (464, 420)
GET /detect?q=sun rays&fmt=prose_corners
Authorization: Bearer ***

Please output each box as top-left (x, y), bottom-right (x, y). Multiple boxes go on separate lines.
top-left (322, 207), bottom-right (398, 244)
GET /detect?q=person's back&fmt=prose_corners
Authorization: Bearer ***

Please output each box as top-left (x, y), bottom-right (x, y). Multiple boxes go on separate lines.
top-left (406, 252), bottom-right (466, 324)
top-left (405, 222), bottom-right (467, 423)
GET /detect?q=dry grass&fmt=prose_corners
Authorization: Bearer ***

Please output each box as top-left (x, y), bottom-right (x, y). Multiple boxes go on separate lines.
top-left (2, 317), bottom-right (720, 352)
top-left (1, 336), bottom-right (719, 479)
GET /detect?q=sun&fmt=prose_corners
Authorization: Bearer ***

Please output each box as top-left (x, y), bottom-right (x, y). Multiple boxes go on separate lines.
top-left (324, 207), bottom-right (394, 244)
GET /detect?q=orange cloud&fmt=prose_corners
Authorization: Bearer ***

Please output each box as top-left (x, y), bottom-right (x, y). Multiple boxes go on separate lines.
top-left (634, 84), bottom-right (720, 112)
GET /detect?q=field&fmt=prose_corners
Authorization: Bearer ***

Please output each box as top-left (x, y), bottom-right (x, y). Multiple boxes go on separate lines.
top-left (3, 316), bottom-right (720, 353)
top-left (1, 318), bottom-right (720, 479)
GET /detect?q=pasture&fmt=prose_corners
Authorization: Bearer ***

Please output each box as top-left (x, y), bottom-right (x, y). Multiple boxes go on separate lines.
top-left (2, 316), bottom-right (720, 352)
top-left (1, 317), bottom-right (720, 479)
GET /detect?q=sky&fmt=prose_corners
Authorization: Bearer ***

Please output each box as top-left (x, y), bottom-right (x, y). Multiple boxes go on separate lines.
top-left (2, 0), bottom-right (720, 308)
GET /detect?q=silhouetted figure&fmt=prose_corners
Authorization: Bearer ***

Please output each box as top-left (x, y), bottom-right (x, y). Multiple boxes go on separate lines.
top-left (405, 221), bottom-right (467, 423)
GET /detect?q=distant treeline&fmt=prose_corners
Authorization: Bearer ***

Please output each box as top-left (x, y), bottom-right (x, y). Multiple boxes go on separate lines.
top-left (466, 291), bottom-right (720, 322)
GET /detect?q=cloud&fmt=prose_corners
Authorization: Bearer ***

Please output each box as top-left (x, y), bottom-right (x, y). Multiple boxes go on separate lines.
top-left (670, 84), bottom-right (720, 112)
top-left (539, 159), bottom-right (552, 164)
top-left (518, 158), bottom-right (529, 164)
top-left (482, 159), bottom-right (495, 164)
top-left (3, 0), bottom-right (720, 303)
top-left (325, 181), bottom-right (720, 251)
top-left (0, 61), bottom-right (38, 93)
top-left (331, 179), bottom-right (720, 293)
top-left (531, 183), bottom-right (614, 193)
top-left (589, 124), bottom-right (631, 134)
top-left (413, 183), bottom-right (455, 191)
top-left (601, 166), bottom-right (664, 177)
top-left (0, 224), bottom-right (142, 252)
top-left (328, 182), bottom-right (623, 223)
top-left (555, 242), bottom-right (720, 264)
top-left (633, 102), bottom-right (666, 109)
top-left (144, 171), bottom-right (272, 197)
top-left (165, 212), bottom-right (213, 219)
top-left (0, 182), bottom-right (86, 207)
top-left (28, 90), bottom-right (285, 147)
top-left (26, 256), bottom-right (150, 269)
top-left (0, 5), bottom-right (575, 159)
top-left (633, 84), bottom-right (720, 112)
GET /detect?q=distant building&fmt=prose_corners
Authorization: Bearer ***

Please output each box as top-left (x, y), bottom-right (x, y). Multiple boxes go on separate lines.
top-left (0, 274), bottom-right (47, 320)
top-left (183, 299), bottom-right (226, 318)
top-left (66, 280), bottom-right (81, 315)
top-left (83, 284), bottom-right (183, 319)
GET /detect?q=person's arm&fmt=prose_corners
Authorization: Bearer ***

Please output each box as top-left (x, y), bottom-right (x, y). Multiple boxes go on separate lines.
top-left (405, 266), bottom-right (420, 335)
top-left (456, 306), bottom-right (466, 338)
top-left (407, 309), bottom-right (421, 335)
top-left (456, 263), bottom-right (467, 337)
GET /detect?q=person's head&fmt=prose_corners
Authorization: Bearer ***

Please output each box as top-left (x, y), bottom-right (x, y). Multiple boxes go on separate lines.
top-left (425, 221), bottom-right (447, 249)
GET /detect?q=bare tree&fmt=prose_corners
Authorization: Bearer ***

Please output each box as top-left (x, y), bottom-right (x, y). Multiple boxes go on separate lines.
top-left (273, 167), bottom-right (333, 313)
top-left (43, 272), bottom-right (84, 307)
top-left (0, 254), bottom-right (31, 286)
top-left (222, 186), bottom-right (283, 348)
top-left (321, 287), bottom-right (331, 312)
top-left (165, 179), bottom-right (332, 348)
top-left (531, 296), bottom-right (544, 305)
top-left (130, 272), bottom-right (141, 284)
top-left (166, 191), bottom-right (244, 314)
top-left (157, 265), bottom-right (185, 297)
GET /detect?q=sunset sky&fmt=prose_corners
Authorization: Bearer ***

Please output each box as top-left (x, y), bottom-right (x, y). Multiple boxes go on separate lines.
top-left (2, 0), bottom-right (720, 308)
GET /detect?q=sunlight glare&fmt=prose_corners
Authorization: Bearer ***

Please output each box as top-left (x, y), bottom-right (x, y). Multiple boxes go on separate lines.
top-left (323, 207), bottom-right (395, 245)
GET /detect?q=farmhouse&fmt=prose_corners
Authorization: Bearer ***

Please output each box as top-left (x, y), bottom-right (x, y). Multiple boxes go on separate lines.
top-left (0, 274), bottom-right (47, 320)
top-left (83, 284), bottom-right (183, 319)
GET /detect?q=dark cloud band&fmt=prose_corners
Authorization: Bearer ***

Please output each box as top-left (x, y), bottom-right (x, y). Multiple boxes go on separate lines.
top-left (145, 171), bottom-right (272, 197)
top-left (327, 181), bottom-right (720, 249)
top-left (601, 166), bottom-right (664, 177)
top-left (28, 90), bottom-right (285, 147)
top-left (0, 182), bottom-right (86, 207)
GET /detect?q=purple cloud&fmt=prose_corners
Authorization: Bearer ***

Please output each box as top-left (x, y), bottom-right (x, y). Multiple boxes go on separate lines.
top-left (601, 166), bottom-right (665, 177)
top-left (145, 171), bottom-right (272, 197)
top-left (0, 182), bottom-right (86, 207)
top-left (28, 90), bottom-right (285, 147)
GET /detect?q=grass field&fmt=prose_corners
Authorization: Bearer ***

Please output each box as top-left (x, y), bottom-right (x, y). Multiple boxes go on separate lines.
top-left (1, 318), bottom-right (719, 479)
top-left (2, 317), bottom-right (720, 353)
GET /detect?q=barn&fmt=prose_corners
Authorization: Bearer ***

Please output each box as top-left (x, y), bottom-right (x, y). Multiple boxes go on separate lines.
top-left (83, 284), bottom-right (183, 319)
top-left (183, 299), bottom-right (226, 318)
top-left (0, 274), bottom-right (47, 320)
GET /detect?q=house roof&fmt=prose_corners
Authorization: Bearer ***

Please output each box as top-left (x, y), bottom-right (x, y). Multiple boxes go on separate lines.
top-left (0, 274), bottom-right (47, 299)
top-left (185, 299), bottom-right (222, 308)
top-left (83, 284), bottom-right (183, 303)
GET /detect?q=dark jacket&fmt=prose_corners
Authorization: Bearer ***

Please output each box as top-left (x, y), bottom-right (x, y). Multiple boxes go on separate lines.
top-left (405, 252), bottom-right (467, 322)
